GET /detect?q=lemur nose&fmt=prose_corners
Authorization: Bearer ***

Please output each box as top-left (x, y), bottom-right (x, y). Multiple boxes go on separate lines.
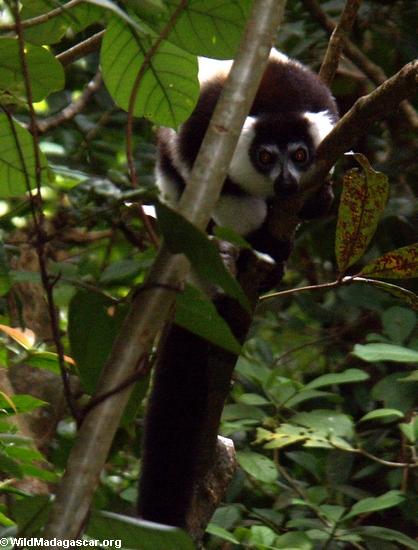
top-left (274, 172), bottom-right (299, 197)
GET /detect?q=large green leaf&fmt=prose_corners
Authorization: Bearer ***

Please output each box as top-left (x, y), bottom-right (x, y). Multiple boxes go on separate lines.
top-left (305, 368), bottom-right (369, 389)
top-left (351, 526), bottom-right (418, 550)
top-left (21, 0), bottom-right (104, 45)
top-left (0, 38), bottom-right (65, 101)
top-left (335, 153), bottom-right (389, 274)
top-left (175, 284), bottom-right (241, 354)
top-left (352, 343), bottom-right (418, 363)
top-left (0, 114), bottom-right (49, 197)
top-left (87, 510), bottom-right (194, 550)
top-left (157, 203), bottom-right (250, 310)
top-left (360, 243), bottom-right (418, 279)
top-left (101, 17), bottom-right (199, 127)
top-left (68, 291), bottom-right (127, 394)
top-left (237, 451), bottom-right (277, 483)
top-left (343, 490), bottom-right (405, 520)
top-left (147, 0), bottom-right (252, 58)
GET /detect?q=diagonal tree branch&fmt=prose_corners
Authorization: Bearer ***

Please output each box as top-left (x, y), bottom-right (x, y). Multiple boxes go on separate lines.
top-left (319, 0), bottom-right (362, 86)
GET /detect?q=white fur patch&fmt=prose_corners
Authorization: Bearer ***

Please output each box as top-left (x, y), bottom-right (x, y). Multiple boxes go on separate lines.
top-left (304, 111), bottom-right (335, 147)
top-left (228, 116), bottom-right (274, 197)
top-left (213, 194), bottom-right (267, 236)
top-left (155, 164), bottom-right (182, 204)
top-left (198, 49), bottom-right (290, 84)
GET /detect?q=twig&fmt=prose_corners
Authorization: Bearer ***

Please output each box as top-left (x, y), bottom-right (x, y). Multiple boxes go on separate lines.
top-left (56, 30), bottom-right (105, 67)
top-left (36, 72), bottom-right (102, 133)
top-left (300, 60), bottom-right (418, 198)
top-left (125, 2), bottom-right (189, 247)
top-left (319, 0), bottom-right (362, 86)
top-left (10, 0), bottom-right (79, 422)
top-left (302, 0), bottom-right (418, 130)
top-left (0, 0), bottom-right (83, 31)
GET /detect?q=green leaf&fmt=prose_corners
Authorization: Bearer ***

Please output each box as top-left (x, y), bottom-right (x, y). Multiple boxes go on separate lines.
top-left (206, 524), bottom-right (240, 544)
top-left (21, 0), bottom-right (69, 45)
top-left (249, 525), bottom-right (276, 547)
top-left (344, 490), bottom-right (405, 520)
top-left (400, 370), bottom-right (418, 382)
top-left (371, 373), bottom-right (417, 413)
top-left (305, 368), bottom-right (369, 389)
top-left (275, 531), bottom-right (313, 550)
top-left (88, 510), bottom-right (194, 550)
top-left (68, 291), bottom-right (127, 394)
top-left (351, 526), bottom-right (418, 550)
top-left (101, 17), bottom-right (199, 127)
top-left (175, 285), bottom-right (241, 354)
top-left (292, 410), bottom-right (354, 438)
top-left (21, 0), bottom-right (104, 45)
top-left (255, 425), bottom-right (308, 450)
top-left (148, 0), bottom-right (252, 58)
top-left (25, 351), bottom-right (69, 374)
top-left (351, 277), bottom-right (418, 310)
top-left (352, 343), bottom-right (418, 363)
top-left (361, 243), bottom-right (418, 279)
top-left (0, 394), bottom-right (46, 414)
top-left (335, 154), bottom-right (389, 274)
top-left (0, 38), bottom-right (65, 101)
top-left (157, 203), bottom-right (250, 310)
top-left (237, 393), bottom-right (270, 406)
top-left (0, 238), bottom-right (11, 295)
top-left (399, 417), bottom-right (418, 443)
top-left (359, 408), bottom-right (404, 423)
top-left (382, 306), bottom-right (416, 344)
top-left (0, 114), bottom-right (49, 197)
top-left (0, 451), bottom-right (24, 478)
top-left (237, 451), bottom-right (277, 483)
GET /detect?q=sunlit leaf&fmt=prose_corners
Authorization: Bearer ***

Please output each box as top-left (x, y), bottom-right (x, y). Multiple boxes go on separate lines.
top-left (359, 408), bottom-right (404, 423)
top-left (305, 368), bottom-right (369, 389)
top-left (360, 243), bottom-right (418, 279)
top-left (148, 0), bottom-right (252, 58)
top-left (0, 38), bottom-right (65, 101)
top-left (88, 510), bottom-right (194, 550)
top-left (335, 153), bottom-right (388, 273)
top-left (101, 17), bottom-right (199, 127)
top-left (237, 451), bottom-right (277, 483)
top-left (353, 343), bottom-right (418, 363)
top-left (0, 114), bottom-right (49, 197)
top-left (0, 324), bottom-right (35, 349)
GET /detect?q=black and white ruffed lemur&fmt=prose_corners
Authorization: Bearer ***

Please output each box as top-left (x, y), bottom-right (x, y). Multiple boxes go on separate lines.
top-left (138, 50), bottom-right (339, 528)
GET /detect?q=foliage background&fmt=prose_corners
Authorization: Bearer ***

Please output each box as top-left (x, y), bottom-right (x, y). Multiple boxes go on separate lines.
top-left (0, 0), bottom-right (417, 548)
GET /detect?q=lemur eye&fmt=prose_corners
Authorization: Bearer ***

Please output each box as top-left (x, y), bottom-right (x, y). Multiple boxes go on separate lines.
top-left (291, 146), bottom-right (309, 164)
top-left (258, 148), bottom-right (275, 165)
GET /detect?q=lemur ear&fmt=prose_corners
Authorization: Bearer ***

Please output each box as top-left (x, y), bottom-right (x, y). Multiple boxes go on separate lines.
top-left (298, 181), bottom-right (334, 220)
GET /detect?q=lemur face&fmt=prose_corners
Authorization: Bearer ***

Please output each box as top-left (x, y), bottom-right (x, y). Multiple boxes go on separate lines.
top-left (228, 111), bottom-right (333, 199)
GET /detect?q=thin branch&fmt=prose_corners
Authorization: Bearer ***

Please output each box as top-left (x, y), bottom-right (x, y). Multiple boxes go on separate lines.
top-left (125, 2), bottom-right (189, 247)
top-left (36, 72), bottom-right (102, 134)
top-left (43, 0), bottom-right (286, 540)
top-left (319, 0), bottom-right (362, 86)
top-left (300, 60), bottom-right (418, 198)
top-left (56, 30), bottom-right (105, 67)
top-left (10, 0), bottom-right (79, 422)
top-left (0, 0), bottom-right (83, 31)
top-left (302, 0), bottom-right (418, 130)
